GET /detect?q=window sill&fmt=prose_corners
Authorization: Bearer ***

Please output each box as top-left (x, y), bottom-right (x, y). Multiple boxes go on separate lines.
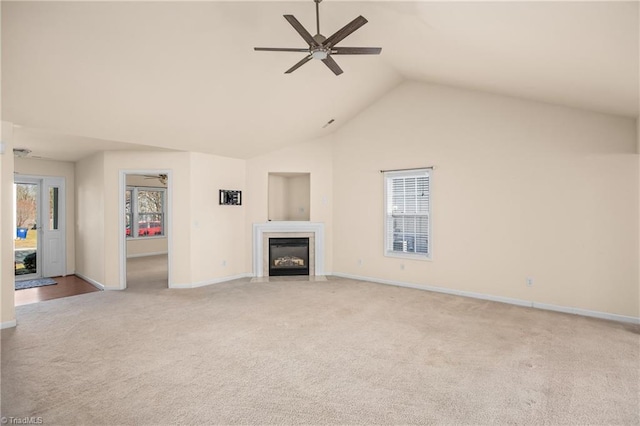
top-left (126, 235), bottom-right (166, 240)
top-left (384, 251), bottom-right (432, 261)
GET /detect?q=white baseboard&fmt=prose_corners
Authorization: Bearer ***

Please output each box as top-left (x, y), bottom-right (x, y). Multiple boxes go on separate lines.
top-left (332, 272), bottom-right (640, 325)
top-left (1, 319), bottom-right (17, 329)
top-left (74, 273), bottom-right (105, 291)
top-left (171, 273), bottom-right (253, 289)
top-left (126, 251), bottom-right (168, 259)
top-left (532, 302), bottom-right (639, 324)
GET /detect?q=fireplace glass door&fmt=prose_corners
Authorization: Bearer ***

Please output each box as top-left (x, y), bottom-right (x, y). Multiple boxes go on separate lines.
top-left (269, 238), bottom-right (310, 276)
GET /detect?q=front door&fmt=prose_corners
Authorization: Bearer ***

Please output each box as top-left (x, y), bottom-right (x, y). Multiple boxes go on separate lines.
top-left (42, 177), bottom-right (66, 277)
top-left (14, 176), bottom-right (66, 280)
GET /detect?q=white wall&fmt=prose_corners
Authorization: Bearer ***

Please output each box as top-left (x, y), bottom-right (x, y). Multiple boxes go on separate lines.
top-left (75, 152), bottom-right (106, 286)
top-left (126, 238), bottom-right (168, 258)
top-left (286, 174), bottom-right (310, 221)
top-left (246, 137), bottom-right (334, 273)
top-left (268, 174), bottom-right (286, 221)
top-left (14, 158), bottom-right (76, 275)
top-left (80, 150), bottom-right (245, 289)
top-left (102, 151), bottom-right (191, 288)
top-left (1, 122), bottom-right (16, 327)
top-left (188, 152), bottom-right (246, 284)
top-left (332, 81), bottom-right (639, 318)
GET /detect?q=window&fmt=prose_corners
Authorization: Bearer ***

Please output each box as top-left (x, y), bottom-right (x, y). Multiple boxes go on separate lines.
top-left (126, 187), bottom-right (166, 238)
top-left (49, 187), bottom-right (59, 230)
top-left (384, 169), bottom-right (431, 258)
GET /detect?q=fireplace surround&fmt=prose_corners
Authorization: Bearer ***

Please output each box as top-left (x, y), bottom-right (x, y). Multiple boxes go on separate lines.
top-left (253, 222), bottom-right (325, 277)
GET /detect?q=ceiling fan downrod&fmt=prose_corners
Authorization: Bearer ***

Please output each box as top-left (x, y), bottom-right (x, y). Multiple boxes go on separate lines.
top-left (315, 0), bottom-right (321, 37)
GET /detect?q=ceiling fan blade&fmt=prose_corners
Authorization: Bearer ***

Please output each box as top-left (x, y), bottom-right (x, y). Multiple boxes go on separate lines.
top-left (285, 55), bottom-right (313, 74)
top-left (323, 15), bottom-right (368, 48)
top-left (284, 15), bottom-right (317, 47)
top-left (321, 56), bottom-right (343, 76)
top-left (331, 47), bottom-right (382, 55)
top-left (255, 47), bottom-right (310, 53)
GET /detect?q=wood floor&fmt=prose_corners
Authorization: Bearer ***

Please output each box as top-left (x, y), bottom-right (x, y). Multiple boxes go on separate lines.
top-left (15, 275), bottom-right (100, 306)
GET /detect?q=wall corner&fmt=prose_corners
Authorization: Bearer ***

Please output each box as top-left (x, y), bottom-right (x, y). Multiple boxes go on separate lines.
top-left (1, 121), bottom-right (16, 326)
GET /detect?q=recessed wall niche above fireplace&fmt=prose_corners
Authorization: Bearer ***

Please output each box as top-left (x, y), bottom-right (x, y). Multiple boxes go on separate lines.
top-left (269, 238), bottom-right (310, 276)
top-left (268, 172), bottom-right (310, 221)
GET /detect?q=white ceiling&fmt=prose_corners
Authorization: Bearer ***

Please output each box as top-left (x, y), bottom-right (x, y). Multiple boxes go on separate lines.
top-left (10, 125), bottom-right (176, 162)
top-left (2, 1), bottom-right (638, 161)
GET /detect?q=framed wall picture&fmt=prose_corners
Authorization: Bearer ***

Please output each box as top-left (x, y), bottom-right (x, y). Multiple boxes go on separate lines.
top-left (219, 190), bottom-right (242, 206)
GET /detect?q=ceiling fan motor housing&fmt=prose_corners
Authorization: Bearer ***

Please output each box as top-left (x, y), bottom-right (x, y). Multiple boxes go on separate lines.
top-left (313, 34), bottom-right (326, 44)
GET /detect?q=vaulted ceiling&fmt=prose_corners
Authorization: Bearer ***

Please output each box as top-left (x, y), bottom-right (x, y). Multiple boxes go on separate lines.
top-left (2, 1), bottom-right (638, 161)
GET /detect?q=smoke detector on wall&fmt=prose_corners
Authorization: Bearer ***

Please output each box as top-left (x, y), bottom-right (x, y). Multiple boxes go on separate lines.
top-left (13, 148), bottom-right (32, 158)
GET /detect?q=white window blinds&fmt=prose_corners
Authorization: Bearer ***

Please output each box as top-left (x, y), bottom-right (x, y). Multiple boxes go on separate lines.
top-left (384, 169), bottom-right (431, 258)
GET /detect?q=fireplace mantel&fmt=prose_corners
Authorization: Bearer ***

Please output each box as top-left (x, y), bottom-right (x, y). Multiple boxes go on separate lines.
top-left (253, 222), bottom-right (325, 277)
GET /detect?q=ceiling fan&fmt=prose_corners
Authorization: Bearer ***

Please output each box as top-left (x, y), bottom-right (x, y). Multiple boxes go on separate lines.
top-left (13, 148), bottom-right (54, 160)
top-left (254, 0), bottom-right (381, 76)
top-left (143, 174), bottom-right (168, 186)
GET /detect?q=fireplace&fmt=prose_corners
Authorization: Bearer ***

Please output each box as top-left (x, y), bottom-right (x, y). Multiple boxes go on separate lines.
top-left (253, 222), bottom-right (324, 277)
top-left (269, 237), bottom-right (310, 276)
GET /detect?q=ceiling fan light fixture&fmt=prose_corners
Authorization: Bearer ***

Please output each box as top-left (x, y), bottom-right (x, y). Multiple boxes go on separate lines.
top-left (312, 49), bottom-right (328, 60)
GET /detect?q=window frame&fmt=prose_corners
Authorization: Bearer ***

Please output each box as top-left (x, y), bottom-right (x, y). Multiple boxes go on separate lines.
top-left (126, 186), bottom-right (166, 240)
top-left (383, 168), bottom-right (432, 260)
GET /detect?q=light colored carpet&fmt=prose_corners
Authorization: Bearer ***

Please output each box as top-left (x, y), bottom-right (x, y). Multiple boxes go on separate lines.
top-left (126, 254), bottom-right (169, 292)
top-left (2, 265), bottom-right (639, 424)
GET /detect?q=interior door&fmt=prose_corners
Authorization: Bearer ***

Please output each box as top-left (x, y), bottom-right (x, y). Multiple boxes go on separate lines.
top-left (41, 177), bottom-right (66, 278)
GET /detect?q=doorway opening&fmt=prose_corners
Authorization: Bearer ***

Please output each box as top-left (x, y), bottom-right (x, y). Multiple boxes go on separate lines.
top-left (14, 180), bottom-right (39, 279)
top-left (120, 171), bottom-right (171, 290)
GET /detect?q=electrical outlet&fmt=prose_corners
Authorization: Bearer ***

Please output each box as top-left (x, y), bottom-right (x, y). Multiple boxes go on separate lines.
top-left (357, 259), bottom-right (362, 266)
top-left (526, 277), bottom-right (534, 287)
top-left (400, 264), bottom-right (405, 270)
top-left (222, 260), bottom-right (227, 267)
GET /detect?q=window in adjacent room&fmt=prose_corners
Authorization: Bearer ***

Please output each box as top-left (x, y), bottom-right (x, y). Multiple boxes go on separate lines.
top-left (125, 187), bottom-right (166, 238)
top-left (384, 168), bottom-right (431, 259)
